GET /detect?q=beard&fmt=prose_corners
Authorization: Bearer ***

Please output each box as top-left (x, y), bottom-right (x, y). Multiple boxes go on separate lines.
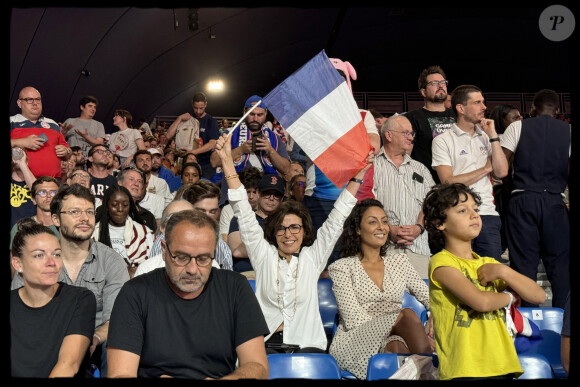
top-left (60, 223), bottom-right (94, 243)
top-left (425, 91), bottom-right (447, 104)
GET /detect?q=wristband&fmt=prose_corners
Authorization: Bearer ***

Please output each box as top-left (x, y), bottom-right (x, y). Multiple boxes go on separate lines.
top-left (224, 174), bottom-right (239, 181)
top-left (93, 333), bottom-right (102, 345)
top-left (489, 137), bottom-right (500, 143)
top-left (415, 224), bottom-right (426, 234)
top-left (349, 177), bottom-right (363, 184)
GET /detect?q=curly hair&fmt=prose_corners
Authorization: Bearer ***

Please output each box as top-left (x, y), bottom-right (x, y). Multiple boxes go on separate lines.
top-left (422, 183), bottom-right (482, 252)
top-left (263, 200), bottom-right (314, 248)
top-left (339, 199), bottom-right (391, 259)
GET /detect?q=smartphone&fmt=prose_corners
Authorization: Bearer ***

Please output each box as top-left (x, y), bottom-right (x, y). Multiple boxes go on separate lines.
top-left (251, 134), bottom-right (264, 153)
top-left (38, 133), bottom-right (48, 143)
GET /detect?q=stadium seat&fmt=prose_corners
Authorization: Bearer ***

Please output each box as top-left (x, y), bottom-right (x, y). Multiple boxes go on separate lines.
top-left (317, 278), bottom-right (338, 336)
top-left (517, 307), bottom-right (566, 378)
top-left (517, 353), bottom-right (554, 379)
top-left (247, 279), bottom-right (256, 292)
top-left (365, 353), bottom-right (401, 380)
top-left (267, 353), bottom-right (342, 379)
top-left (402, 292), bottom-right (428, 324)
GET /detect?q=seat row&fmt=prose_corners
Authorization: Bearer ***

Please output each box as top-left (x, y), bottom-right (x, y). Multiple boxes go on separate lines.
top-left (250, 278), bottom-right (566, 379)
top-left (267, 352), bottom-right (555, 380)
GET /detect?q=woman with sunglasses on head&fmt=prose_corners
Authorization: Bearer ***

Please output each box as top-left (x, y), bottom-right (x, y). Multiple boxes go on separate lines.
top-left (10, 220), bottom-right (96, 377)
top-left (288, 174), bottom-right (307, 202)
top-left (215, 133), bottom-right (374, 353)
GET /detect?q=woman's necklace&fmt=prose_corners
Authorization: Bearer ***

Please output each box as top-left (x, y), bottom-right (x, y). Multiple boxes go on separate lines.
top-left (276, 255), bottom-right (298, 320)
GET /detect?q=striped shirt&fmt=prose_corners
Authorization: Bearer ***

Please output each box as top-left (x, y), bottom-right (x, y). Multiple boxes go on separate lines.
top-left (372, 148), bottom-right (435, 256)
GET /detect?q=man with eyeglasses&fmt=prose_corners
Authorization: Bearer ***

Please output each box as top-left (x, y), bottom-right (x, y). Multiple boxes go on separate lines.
top-left (10, 176), bottom-right (61, 277)
top-left (107, 209), bottom-right (269, 379)
top-left (227, 174), bottom-right (286, 275)
top-left (68, 168), bottom-right (103, 209)
top-left (61, 95), bottom-right (106, 159)
top-left (403, 66), bottom-right (456, 184)
top-left (11, 184), bottom-right (130, 377)
top-left (87, 144), bottom-right (118, 201)
top-left (10, 86), bottom-right (72, 179)
top-left (431, 84), bottom-right (508, 262)
top-left (356, 115), bottom-right (436, 279)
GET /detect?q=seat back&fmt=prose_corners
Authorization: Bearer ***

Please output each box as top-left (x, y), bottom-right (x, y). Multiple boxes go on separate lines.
top-left (267, 353), bottom-right (342, 379)
top-left (317, 278), bottom-right (338, 335)
top-left (247, 279), bottom-right (256, 292)
top-left (366, 353), bottom-right (401, 380)
top-left (518, 353), bottom-right (554, 379)
top-left (517, 307), bottom-right (565, 378)
top-left (402, 292), bottom-right (427, 324)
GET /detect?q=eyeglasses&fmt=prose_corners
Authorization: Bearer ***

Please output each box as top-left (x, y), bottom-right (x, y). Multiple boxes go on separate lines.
top-left (388, 130), bottom-right (416, 138)
top-left (19, 97), bottom-right (42, 104)
top-left (36, 189), bottom-right (58, 197)
top-left (60, 208), bottom-right (96, 217)
top-left (261, 192), bottom-right (284, 200)
top-left (165, 244), bottom-right (213, 267)
top-left (425, 80), bottom-right (448, 87)
top-left (70, 173), bottom-right (90, 180)
top-left (92, 149), bottom-right (112, 156)
top-left (276, 224), bottom-right (303, 236)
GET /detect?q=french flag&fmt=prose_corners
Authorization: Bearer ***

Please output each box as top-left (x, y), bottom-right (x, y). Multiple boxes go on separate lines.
top-left (263, 50), bottom-right (371, 188)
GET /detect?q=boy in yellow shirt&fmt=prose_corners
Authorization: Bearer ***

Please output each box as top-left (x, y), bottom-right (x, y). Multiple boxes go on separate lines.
top-left (422, 183), bottom-right (546, 380)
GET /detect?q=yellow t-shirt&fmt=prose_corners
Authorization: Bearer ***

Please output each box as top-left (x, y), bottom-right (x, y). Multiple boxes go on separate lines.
top-left (429, 249), bottom-right (523, 380)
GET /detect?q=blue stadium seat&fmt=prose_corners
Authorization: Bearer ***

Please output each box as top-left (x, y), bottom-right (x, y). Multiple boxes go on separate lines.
top-left (267, 353), bottom-right (342, 379)
top-left (517, 353), bottom-right (554, 379)
top-left (517, 307), bottom-right (566, 378)
top-left (247, 279), bottom-right (256, 292)
top-left (317, 278), bottom-right (338, 336)
top-left (402, 292), bottom-right (428, 324)
top-left (365, 353), bottom-right (401, 380)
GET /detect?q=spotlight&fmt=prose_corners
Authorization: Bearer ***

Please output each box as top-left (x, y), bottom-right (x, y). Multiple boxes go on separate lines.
top-left (81, 70), bottom-right (91, 77)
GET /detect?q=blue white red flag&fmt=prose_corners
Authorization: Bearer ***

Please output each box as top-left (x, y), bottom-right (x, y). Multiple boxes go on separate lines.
top-left (263, 50), bottom-right (371, 188)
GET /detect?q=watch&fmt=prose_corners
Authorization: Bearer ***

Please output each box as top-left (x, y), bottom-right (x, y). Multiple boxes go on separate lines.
top-left (489, 137), bottom-right (500, 143)
top-left (415, 224), bottom-right (426, 234)
top-left (349, 177), bottom-right (363, 184)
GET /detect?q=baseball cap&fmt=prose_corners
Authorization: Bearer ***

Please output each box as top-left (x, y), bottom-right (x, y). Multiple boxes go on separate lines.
top-left (148, 148), bottom-right (162, 156)
top-left (258, 174), bottom-right (285, 196)
top-left (244, 95), bottom-right (267, 110)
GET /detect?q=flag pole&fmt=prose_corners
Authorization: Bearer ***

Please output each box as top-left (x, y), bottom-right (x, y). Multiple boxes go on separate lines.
top-left (226, 100), bottom-right (262, 138)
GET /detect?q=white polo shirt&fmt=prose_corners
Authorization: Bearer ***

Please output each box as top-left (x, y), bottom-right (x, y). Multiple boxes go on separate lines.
top-left (431, 124), bottom-right (498, 216)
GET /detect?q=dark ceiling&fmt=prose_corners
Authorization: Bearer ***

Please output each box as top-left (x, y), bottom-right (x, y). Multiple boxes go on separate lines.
top-left (10, 6), bottom-right (577, 133)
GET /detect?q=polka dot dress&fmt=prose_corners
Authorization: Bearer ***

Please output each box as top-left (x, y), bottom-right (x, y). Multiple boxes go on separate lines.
top-left (328, 253), bottom-right (429, 379)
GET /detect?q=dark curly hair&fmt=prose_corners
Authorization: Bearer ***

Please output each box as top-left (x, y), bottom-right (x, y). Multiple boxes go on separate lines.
top-left (422, 183), bottom-right (482, 252)
top-left (339, 199), bottom-right (391, 259)
top-left (263, 200), bottom-right (314, 248)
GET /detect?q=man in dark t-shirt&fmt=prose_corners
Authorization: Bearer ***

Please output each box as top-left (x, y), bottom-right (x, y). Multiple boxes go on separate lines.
top-left (107, 209), bottom-right (269, 379)
top-left (404, 65), bottom-right (456, 183)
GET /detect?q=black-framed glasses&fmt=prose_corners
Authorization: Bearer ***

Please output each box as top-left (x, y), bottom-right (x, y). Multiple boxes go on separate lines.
top-left (92, 148), bottom-right (112, 156)
top-left (276, 224), bottom-right (303, 236)
top-left (70, 172), bottom-right (90, 180)
top-left (387, 130), bottom-right (416, 138)
top-left (262, 192), bottom-right (284, 200)
top-left (19, 97), bottom-right (42, 104)
top-left (60, 208), bottom-right (96, 218)
top-left (425, 80), bottom-right (448, 87)
top-left (36, 189), bottom-right (58, 197)
top-left (164, 243), bottom-right (213, 267)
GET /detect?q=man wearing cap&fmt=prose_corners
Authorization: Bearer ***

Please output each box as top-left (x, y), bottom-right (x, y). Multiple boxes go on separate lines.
top-left (211, 95), bottom-right (291, 207)
top-left (148, 147), bottom-right (182, 193)
top-left (166, 92), bottom-right (220, 180)
top-left (227, 173), bottom-right (286, 275)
